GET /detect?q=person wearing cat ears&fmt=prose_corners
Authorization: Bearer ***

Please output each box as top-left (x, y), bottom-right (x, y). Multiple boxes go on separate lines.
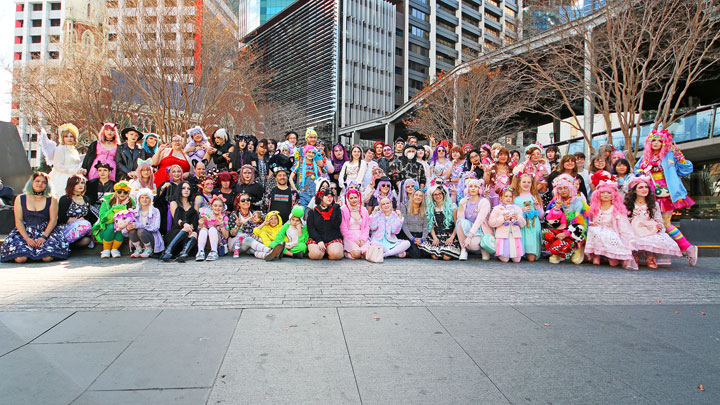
top-left (584, 175), bottom-right (638, 270)
top-left (489, 187), bottom-right (526, 262)
top-left (634, 128), bottom-right (698, 266)
top-left (83, 122), bottom-right (120, 181)
top-left (624, 176), bottom-right (682, 268)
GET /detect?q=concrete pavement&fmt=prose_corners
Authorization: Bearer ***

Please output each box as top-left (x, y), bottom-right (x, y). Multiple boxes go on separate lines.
top-left (1, 258), bottom-right (719, 404)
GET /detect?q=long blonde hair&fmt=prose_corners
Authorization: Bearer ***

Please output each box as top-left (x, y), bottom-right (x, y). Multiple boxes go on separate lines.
top-left (408, 189), bottom-right (426, 218)
top-left (511, 173), bottom-right (541, 202)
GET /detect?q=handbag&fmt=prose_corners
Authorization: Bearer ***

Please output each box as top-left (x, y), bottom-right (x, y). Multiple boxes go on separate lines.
top-left (366, 243), bottom-right (384, 263)
top-left (481, 234), bottom-right (496, 255)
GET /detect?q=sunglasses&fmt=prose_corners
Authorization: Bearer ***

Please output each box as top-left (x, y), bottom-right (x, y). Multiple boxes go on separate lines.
top-left (239, 198), bottom-right (251, 203)
top-left (116, 190), bottom-right (129, 195)
top-left (381, 184), bottom-right (390, 188)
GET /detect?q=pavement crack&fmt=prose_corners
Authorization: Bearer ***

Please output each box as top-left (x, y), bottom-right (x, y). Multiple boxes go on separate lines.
top-left (0, 311), bottom-right (77, 358)
top-left (336, 308), bottom-right (364, 405)
top-left (426, 307), bottom-right (513, 405)
top-left (206, 309), bottom-right (243, 405)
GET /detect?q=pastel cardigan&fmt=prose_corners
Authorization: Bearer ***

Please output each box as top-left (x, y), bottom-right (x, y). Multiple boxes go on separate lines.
top-left (340, 205), bottom-right (370, 244)
top-left (488, 204), bottom-right (527, 239)
top-left (634, 150), bottom-right (693, 203)
top-left (369, 211), bottom-right (404, 244)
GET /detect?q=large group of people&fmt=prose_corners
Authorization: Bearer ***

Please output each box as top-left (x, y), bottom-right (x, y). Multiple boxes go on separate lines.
top-left (1, 123), bottom-right (699, 270)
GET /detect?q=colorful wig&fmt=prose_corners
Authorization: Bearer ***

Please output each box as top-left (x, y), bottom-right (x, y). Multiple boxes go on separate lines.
top-left (429, 144), bottom-right (448, 165)
top-left (589, 180), bottom-right (627, 219)
top-left (398, 178), bottom-right (419, 207)
top-left (425, 185), bottom-right (455, 232)
top-left (133, 158), bottom-right (155, 189)
top-left (96, 122), bottom-right (119, 144)
top-left (551, 173), bottom-right (578, 201)
top-left (641, 128), bottom-right (673, 164)
top-left (331, 144), bottom-right (348, 172)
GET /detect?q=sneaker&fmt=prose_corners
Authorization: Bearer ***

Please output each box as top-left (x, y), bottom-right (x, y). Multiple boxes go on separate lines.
top-left (130, 250), bottom-right (141, 258)
top-left (88, 240), bottom-right (94, 249)
top-left (195, 251), bottom-right (206, 261)
top-left (100, 250), bottom-right (111, 258)
top-left (110, 249), bottom-right (121, 258)
top-left (140, 248), bottom-right (153, 258)
top-left (458, 249), bottom-right (468, 261)
top-left (233, 247), bottom-right (240, 258)
top-left (571, 246), bottom-right (584, 264)
top-left (481, 250), bottom-right (491, 261)
top-left (549, 255), bottom-right (561, 264)
top-left (685, 245), bottom-right (698, 267)
top-left (206, 251), bottom-right (218, 261)
top-left (265, 243), bottom-right (285, 262)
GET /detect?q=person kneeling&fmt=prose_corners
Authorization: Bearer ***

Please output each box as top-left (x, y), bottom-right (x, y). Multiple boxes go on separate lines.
top-left (307, 189), bottom-right (344, 260)
top-left (369, 197), bottom-right (410, 258)
top-left (269, 205), bottom-right (307, 258)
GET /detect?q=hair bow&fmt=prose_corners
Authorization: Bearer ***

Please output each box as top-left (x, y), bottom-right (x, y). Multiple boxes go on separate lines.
top-left (136, 158), bottom-right (152, 166)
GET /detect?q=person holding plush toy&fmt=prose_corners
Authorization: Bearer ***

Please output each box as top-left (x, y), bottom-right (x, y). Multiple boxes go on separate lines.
top-left (489, 187), bottom-right (526, 263)
top-left (124, 188), bottom-right (164, 258)
top-left (542, 174), bottom-right (589, 264)
top-left (92, 181), bottom-right (134, 258)
top-left (196, 195), bottom-right (230, 261)
top-left (269, 205), bottom-right (309, 258)
top-left (512, 173), bottom-right (544, 262)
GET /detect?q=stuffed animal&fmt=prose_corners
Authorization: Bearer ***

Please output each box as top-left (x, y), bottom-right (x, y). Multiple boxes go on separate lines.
top-left (113, 209), bottom-right (136, 232)
top-left (545, 205), bottom-right (567, 230)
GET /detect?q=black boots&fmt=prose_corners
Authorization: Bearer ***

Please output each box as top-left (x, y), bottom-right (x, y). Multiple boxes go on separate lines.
top-left (161, 231), bottom-right (186, 262)
top-left (176, 236), bottom-right (197, 263)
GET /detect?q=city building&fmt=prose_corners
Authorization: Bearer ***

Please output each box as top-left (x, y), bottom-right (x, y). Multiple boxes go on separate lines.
top-left (244, 0), bottom-right (522, 140)
top-left (238, 0), bottom-right (294, 38)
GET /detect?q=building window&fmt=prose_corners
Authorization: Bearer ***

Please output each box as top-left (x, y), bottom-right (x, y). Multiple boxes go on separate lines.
top-left (436, 3), bottom-right (456, 15)
top-left (82, 31), bottom-right (94, 47)
top-left (163, 15), bottom-right (177, 24)
top-left (109, 17), bottom-right (118, 25)
top-left (485, 41), bottom-right (497, 51)
top-left (487, 0), bottom-right (500, 7)
top-left (17, 4), bottom-right (24, 11)
top-left (505, 21), bottom-right (516, 32)
top-left (395, 47), bottom-right (402, 56)
top-left (486, 26), bottom-right (500, 37)
top-left (30, 52), bottom-right (40, 60)
top-left (462, 30), bottom-right (479, 43)
top-left (395, 66), bottom-right (403, 75)
top-left (409, 61), bottom-right (428, 75)
top-left (437, 52), bottom-right (454, 65)
top-left (410, 25), bottom-right (429, 40)
top-left (395, 86), bottom-right (403, 95)
top-left (164, 0), bottom-right (177, 6)
top-left (106, 0), bottom-right (118, 8)
top-left (32, 19), bottom-right (42, 27)
top-left (31, 35), bottom-right (41, 43)
top-left (49, 35), bottom-right (59, 43)
top-left (437, 35), bottom-right (455, 48)
top-left (409, 43), bottom-right (429, 57)
top-left (14, 52), bottom-right (22, 61)
top-left (437, 19), bottom-right (455, 32)
top-left (51, 3), bottom-right (61, 10)
top-left (16, 20), bottom-right (24, 28)
top-left (48, 51), bottom-right (59, 59)
top-left (396, 28), bottom-right (403, 37)
top-left (410, 8), bottom-right (429, 22)
top-left (409, 79), bottom-right (424, 91)
top-left (505, 7), bottom-right (516, 18)
top-left (484, 12), bottom-right (499, 23)
top-left (50, 19), bottom-right (60, 27)
top-left (15, 36), bottom-right (23, 44)
top-left (32, 3), bottom-right (42, 11)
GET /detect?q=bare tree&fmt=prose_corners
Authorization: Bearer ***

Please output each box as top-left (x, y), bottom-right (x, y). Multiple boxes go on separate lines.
top-left (255, 100), bottom-right (307, 140)
top-left (403, 64), bottom-right (526, 146)
top-left (112, 5), bottom-right (269, 141)
top-left (515, 0), bottom-right (720, 163)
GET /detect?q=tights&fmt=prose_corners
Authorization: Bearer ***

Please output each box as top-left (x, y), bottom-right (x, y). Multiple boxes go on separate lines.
top-left (233, 235), bottom-right (272, 258)
top-left (128, 229), bottom-right (153, 246)
top-left (198, 227), bottom-right (220, 252)
top-left (383, 240), bottom-right (411, 258)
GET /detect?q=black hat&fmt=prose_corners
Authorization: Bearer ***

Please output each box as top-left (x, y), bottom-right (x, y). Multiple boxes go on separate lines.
top-left (94, 161), bottom-right (112, 170)
top-left (374, 176), bottom-right (391, 189)
top-left (403, 143), bottom-right (418, 151)
top-left (394, 137), bottom-right (406, 144)
top-left (269, 153), bottom-right (292, 174)
top-left (120, 127), bottom-right (143, 142)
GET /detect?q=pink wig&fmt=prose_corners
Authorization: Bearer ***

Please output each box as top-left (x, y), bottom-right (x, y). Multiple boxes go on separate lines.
top-left (96, 122), bottom-right (119, 144)
top-left (641, 129), bottom-right (672, 164)
top-left (133, 159), bottom-right (154, 189)
top-left (238, 165), bottom-right (256, 185)
top-left (589, 180), bottom-right (627, 219)
top-left (344, 188), bottom-right (362, 207)
top-left (551, 174), bottom-right (577, 201)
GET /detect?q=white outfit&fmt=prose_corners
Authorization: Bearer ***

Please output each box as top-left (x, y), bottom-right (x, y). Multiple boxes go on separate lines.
top-left (338, 160), bottom-right (368, 189)
top-left (40, 129), bottom-right (82, 199)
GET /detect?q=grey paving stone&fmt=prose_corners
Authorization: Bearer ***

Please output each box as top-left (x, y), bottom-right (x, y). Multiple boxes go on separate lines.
top-left (29, 341), bottom-right (128, 388)
top-left (73, 388), bottom-right (209, 405)
top-left (515, 305), bottom-right (720, 405)
top-left (0, 344), bottom-right (85, 405)
top-left (429, 306), bottom-right (650, 404)
top-left (90, 309), bottom-right (240, 390)
top-left (338, 307), bottom-right (509, 404)
top-left (0, 323), bottom-right (25, 356)
top-left (208, 308), bottom-right (360, 404)
top-left (0, 311), bottom-right (72, 341)
top-left (34, 310), bottom-right (161, 343)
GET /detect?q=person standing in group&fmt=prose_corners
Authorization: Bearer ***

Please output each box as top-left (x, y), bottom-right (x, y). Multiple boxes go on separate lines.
top-left (338, 145), bottom-right (368, 192)
top-left (209, 128), bottom-right (232, 171)
top-left (153, 134), bottom-right (191, 188)
top-left (116, 127), bottom-right (147, 181)
top-left (83, 123), bottom-right (120, 181)
top-left (290, 145), bottom-right (322, 206)
top-left (39, 124), bottom-right (84, 199)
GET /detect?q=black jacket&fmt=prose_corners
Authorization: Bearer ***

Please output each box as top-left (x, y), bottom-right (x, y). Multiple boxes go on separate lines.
top-left (57, 195), bottom-right (97, 225)
top-left (115, 143), bottom-right (150, 180)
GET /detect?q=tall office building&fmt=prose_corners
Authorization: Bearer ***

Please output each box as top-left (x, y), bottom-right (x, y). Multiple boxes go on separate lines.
top-left (238, 0), bottom-right (294, 38)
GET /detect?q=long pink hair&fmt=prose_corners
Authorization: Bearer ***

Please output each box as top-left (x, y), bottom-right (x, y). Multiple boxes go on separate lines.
top-left (134, 161), bottom-right (155, 189)
top-left (589, 181), bottom-right (627, 219)
top-left (551, 174), bottom-right (577, 201)
top-left (641, 129), bottom-right (672, 164)
top-left (96, 122), bottom-right (119, 144)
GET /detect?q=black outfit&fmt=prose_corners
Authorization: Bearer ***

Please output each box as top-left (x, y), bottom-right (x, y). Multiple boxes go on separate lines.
top-left (306, 203), bottom-right (343, 243)
top-left (229, 148), bottom-right (257, 172)
top-left (256, 154), bottom-right (270, 189)
top-left (58, 195), bottom-right (97, 225)
top-left (235, 182), bottom-right (264, 211)
top-left (163, 203), bottom-right (199, 258)
top-left (187, 175), bottom-right (203, 195)
top-left (464, 162), bottom-right (484, 181)
top-left (388, 157), bottom-right (426, 188)
top-left (155, 181), bottom-right (181, 233)
top-left (266, 186), bottom-right (298, 221)
top-left (115, 143), bottom-right (150, 180)
top-left (85, 178), bottom-right (115, 218)
top-left (377, 156), bottom-right (395, 174)
top-left (211, 142), bottom-right (232, 171)
top-left (81, 141), bottom-right (99, 176)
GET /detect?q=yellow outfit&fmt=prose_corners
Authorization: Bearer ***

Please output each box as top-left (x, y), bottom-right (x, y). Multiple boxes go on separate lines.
top-left (252, 211), bottom-right (284, 246)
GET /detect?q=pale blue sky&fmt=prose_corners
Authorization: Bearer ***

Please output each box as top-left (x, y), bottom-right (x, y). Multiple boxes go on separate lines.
top-left (1, 1), bottom-right (16, 122)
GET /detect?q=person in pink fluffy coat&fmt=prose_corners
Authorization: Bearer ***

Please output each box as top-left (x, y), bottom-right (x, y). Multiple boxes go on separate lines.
top-left (369, 197), bottom-right (410, 258)
top-left (488, 187), bottom-right (527, 262)
top-left (340, 189), bottom-right (370, 259)
top-left (585, 177), bottom-right (638, 270)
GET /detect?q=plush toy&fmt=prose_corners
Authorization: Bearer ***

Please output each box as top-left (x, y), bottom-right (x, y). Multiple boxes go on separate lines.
top-left (523, 200), bottom-right (540, 228)
top-left (113, 209), bottom-right (136, 232)
top-left (545, 205), bottom-right (567, 230)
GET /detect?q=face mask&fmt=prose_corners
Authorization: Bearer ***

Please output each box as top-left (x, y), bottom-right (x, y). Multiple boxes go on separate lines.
top-left (406, 152), bottom-right (416, 160)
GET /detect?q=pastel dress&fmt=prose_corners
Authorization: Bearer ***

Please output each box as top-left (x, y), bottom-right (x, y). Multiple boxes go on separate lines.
top-left (489, 204), bottom-right (526, 259)
top-left (419, 208), bottom-right (461, 259)
top-left (514, 194), bottom-right (544, 257)
top-left (40, 134), bottom-right (83, 200)
top-left (487, 170), bottom-right (511, 207)
top-left (0, 196), bottom-right (69, 262)
top-left (88, 143), bottom-right (118, 181)
top-left (585, 206), bottom-right (637, 268)
top-left (630, 203), bottom-right (682, 257)
top-left (447, 160), bottom-right (466, 196)
top-left (429, 159), bottom-right (452, 186)
top-left (369, 211), bottom-right (411, 257)
top-left (341, 206), bottom-right (370, 253)
top-left (457, 197), bottom-right (492, 241)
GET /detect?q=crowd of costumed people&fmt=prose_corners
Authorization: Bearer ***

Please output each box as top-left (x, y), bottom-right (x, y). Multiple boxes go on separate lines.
top-left (1, 124), bottom-right (699, 269)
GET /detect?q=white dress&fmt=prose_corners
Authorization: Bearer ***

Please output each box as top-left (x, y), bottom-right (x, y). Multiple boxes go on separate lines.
top-left (40, 130), bottom-right (82, 199)
top-left (585, 206), bottom-right (636, 262)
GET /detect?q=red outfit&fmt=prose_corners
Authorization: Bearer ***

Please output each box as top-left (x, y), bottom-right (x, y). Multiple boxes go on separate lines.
top-left (154, 154), bottom-right (191, 188)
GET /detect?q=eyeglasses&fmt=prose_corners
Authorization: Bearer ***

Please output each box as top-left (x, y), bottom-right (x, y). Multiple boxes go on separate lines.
top-left (116, 190), bottom-right (129, 195)
top-left (239, 198), bottom-right (251, 203)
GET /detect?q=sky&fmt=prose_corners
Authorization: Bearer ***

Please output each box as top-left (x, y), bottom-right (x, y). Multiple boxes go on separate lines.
top-left (0, 1), bottom-right (15, 122)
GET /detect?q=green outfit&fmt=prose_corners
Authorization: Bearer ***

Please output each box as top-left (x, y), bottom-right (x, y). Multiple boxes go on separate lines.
top-left (269, 223), bottom-right (308, 254)
top-left (91, 194), bottom-right (133, 243)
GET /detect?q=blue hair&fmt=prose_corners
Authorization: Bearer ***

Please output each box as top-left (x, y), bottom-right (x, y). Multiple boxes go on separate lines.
top-left (425, 185), bottom-right (455, 232)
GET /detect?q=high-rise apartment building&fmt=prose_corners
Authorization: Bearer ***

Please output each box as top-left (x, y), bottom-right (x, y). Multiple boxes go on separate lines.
top-left (244, 0), bottom-right (521, 140)
top-left (239, 0), bottom-right (294, 38)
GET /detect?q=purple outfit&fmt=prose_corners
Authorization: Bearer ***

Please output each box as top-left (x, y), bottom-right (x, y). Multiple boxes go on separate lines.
top-left (369, 211), bottom-right (410, 257)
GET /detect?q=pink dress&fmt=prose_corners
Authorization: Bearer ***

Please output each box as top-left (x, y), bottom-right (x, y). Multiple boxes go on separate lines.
top-left (630, 203), bottom-right (682, 257)
top-left (341, 206), bottom-right (369, 253)
top-left (585, 207), bottom-right (636, 266)
top-left (88, 142), bottom-right (118, 181)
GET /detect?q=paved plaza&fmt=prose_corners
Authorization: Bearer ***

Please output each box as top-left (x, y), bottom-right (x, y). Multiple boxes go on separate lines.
top-left (1, 257), bottom-right (719, 404)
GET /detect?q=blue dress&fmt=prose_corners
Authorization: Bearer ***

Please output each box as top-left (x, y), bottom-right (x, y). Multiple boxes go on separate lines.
top-left (1, 195), bottom-right (69, 262)
top-left (514, 195), bottom-right (542, 257)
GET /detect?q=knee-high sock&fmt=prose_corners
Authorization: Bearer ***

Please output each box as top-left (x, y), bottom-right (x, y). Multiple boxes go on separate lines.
top-left (666, 224), bottom-right (692, 251)
top-left (111, 240), bottom-right (123, 250)
top-left (197, 228), bottom-right (208, 252)
top-left (103, 241), bottom-right (113, 250)
top-left (384, 240), bottom-right (411, 257)
top-left (254, 250), bottom-right (268, 259)
top-left (208, 227), bottom-right (219, 252)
